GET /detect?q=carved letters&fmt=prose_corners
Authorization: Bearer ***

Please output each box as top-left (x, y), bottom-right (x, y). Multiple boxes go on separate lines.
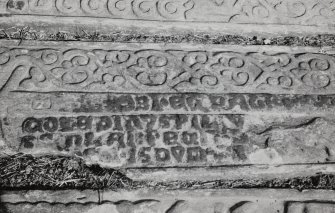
top-left (1, 46), bottom-right (335, 94)
top-left (4, 0), bottom-right (335, 25)
top-left (69, 93), bottom-right (335, 114)
top-left (18, 114), bottom-right (247, 166)
top-left (13, 113), bottom-right (335, 167)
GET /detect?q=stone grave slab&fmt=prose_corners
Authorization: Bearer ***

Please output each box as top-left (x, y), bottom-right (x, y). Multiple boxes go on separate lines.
top-left (0, 40), bottom-right (335, 181)
top-left (0, 0), bottom-right (335, 37)
top-left (0, 0), bottom-right (335, 212)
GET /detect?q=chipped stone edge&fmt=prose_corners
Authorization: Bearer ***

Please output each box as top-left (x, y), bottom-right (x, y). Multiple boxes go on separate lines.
top-left (0, 190), bottom-right (99, 203)
top-left (2, 188), bottom-right (335, 204)
top-left (123, 163), bottom-right (335, 182)
top-left (0, 39), bottom-right (333, 58)
top-left (1, 15), bottom-right (335, 38)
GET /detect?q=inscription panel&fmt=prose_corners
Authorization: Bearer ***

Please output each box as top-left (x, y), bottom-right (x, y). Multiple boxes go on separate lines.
top-left (2, 110), bottom-right (335, 167)
top-left (3, 0), bottom-right (335, 26)
top-left (46, 93), bottom-right (335, 115)
top-left (15, 114), bottom-right (248, 167)
top-left (5, 93), bottom-right (335, 118)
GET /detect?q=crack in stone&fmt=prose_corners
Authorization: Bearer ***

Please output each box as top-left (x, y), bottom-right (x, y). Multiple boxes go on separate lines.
top-left (255, 117), bottom-right (320, 135)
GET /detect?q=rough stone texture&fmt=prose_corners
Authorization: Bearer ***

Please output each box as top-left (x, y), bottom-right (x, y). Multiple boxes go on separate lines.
top-left (2, 27), bottom-right (335, 46)
top-left (0, 154), bottom-right (132, 189)
top-left (1, 189), bottom-right (335, 212)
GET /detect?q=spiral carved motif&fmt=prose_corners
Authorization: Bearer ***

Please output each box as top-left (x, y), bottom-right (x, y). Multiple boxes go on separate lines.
top-left (212, 0), bottom-right (334, 24)
top-left (81, 0), bottom-right (106, 14)
top-left (55, 0), bottom-right (81, 14)
top-left (6, 0), bottom-right (194, 20)
top-left (5, 0), bottom-right (335, 24)
top-left (1, 47), bottom-right (335, 94)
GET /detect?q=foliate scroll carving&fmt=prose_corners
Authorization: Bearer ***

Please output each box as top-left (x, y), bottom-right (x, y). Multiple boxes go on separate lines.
top-left (5, 0), bottom-right (335, 25)
top-left (209, 0), bottom-right (335, 25)
top-left (6, 0), bottom-right (195, 20)
top-left (1, 46), bottom-right (335, 94)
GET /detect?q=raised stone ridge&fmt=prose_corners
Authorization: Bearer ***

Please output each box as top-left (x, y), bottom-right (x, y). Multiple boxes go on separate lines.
top-left (2, 189), bottom-right (335, 213)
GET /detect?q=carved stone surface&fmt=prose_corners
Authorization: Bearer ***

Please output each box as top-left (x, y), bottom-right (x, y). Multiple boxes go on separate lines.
top-left (2, 0), bottom-right (335, 26)
top-left (1, 1), bottom-right (335, 210)
top-left (2, 189), bottom-right (335, 213)
top-left (1, 41), bottom-right (335, 173)
top-left (1, 42), bottom-right (335, 94)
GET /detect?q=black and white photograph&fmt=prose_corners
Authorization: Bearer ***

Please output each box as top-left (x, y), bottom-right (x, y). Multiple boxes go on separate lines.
top-left (0, 0), bottom-right (335, 212)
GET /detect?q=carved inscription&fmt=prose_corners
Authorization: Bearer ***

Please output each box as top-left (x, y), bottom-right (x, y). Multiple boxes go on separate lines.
top-left (1, 46), bottom-right (335, 94)
top-left (4, 0), bottom-right (335, 25)
top-left (19, 114), bottom-right (247, 166)
top-left (12, 111), bottom-right (335, 166)
top-left (69, 93), bottom-right (335, 114)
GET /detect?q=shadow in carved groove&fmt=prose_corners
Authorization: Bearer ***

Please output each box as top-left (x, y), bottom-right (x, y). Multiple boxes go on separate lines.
top-left (165, 200), bottom-right (187, 213)
top-left (114, 199), bottom-right (160, 213)
top-left (283, 200), bottom-right (335, 213)
top-left (0, 191), bottom-right (9, 213)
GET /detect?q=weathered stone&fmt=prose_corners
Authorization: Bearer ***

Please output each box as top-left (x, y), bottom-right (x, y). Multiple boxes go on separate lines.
top-left (5, 0), bottom-right (335, 26)
top-left (1, 41), bottom-right (335, 94)
top-left (0, 190), bottom-right (99, 203)
top-left (5, 114), bottom-right (335, 167)
top-left (1, 0), bottom-right (335, 30)
top-left (0, 0), bottom-right (335, 42)
top-left (0, 41), bottom-right (335, 181)
top-left (2, 189), bottom-right (335, 213)
top-left (0, 0), bottom-right (334, 210)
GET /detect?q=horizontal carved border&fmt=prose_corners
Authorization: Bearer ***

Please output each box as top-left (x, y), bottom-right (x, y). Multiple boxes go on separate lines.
top-left (2, 189), bottom-right (335, 213)
top-left (2, 0), bottom-right (335, 26)
top-left (0, 42), bottom-right (335, 94)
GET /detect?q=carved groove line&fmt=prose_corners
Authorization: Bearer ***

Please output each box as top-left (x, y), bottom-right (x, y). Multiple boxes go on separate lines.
top-left (4, 200), bottom-right (335, 212)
